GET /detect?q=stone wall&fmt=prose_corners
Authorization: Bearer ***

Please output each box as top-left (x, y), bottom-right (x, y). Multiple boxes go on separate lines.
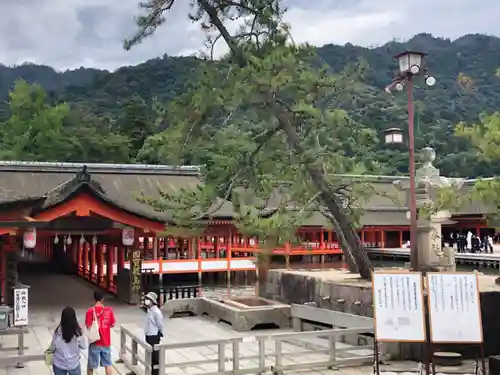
top-left (263, 270), bottom-right (374, 317)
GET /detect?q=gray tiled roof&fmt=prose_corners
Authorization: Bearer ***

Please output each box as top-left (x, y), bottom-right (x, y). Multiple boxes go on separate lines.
top-left (0, 162), bottom-right (494, 226)
top-left (0, 161), bottom-right (234, 222)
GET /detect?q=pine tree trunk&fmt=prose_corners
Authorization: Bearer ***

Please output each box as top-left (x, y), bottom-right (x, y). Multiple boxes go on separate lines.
top-left (280, 117), bottom-right (373, 280)
top-left (198, 3), bottom-right (373, 280)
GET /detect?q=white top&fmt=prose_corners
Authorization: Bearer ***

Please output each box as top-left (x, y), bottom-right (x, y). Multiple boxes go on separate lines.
top-left (144, 305), bottom-right (165, 336)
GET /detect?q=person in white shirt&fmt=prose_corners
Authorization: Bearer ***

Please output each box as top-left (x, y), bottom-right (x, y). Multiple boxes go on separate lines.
top-left (143, 292), bottom-right (164, 375)
top-left (466, 231), bottom-right (473, 251)
top-left (487, 235), bottom-right (494, 253)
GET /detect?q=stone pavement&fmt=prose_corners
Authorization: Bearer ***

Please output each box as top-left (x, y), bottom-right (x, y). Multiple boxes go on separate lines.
top-left (0, 272), bottom-right (481, 374)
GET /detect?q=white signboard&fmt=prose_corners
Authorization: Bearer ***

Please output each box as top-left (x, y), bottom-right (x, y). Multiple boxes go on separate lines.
top-left (372, 271), bottom-right (426, 342)
top-left (427, 272), bottom-right (483, 343)
top-left (13, 287), bottom-right (29, 327)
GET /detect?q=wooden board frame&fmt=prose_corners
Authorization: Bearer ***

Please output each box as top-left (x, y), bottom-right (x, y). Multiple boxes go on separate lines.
top-left (426, 271), bottom-right (484, 344)
top-left (371, 270), bottom-right (427, 343)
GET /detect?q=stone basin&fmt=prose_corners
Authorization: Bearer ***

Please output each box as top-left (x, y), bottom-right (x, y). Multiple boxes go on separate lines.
top-left (220, 296), bottom-right (282, 309)
top-left (163, 297), bottom-right (291, 331)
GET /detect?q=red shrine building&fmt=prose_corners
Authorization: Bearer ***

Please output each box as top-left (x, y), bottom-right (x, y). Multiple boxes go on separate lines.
top-left (0, 161), bottom-right (494, 302)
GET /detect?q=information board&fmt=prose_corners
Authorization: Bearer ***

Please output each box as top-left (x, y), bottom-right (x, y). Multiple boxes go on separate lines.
top-left (13, 287), bottom-right (29, 327)
top-left (372, 271), bottom-right (426, 342)
top-left (427, 272), bottom-right (483, 343)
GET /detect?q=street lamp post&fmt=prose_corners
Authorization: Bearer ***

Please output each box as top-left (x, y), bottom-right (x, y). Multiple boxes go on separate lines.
top-left (384, 51), bottom-right (436, 271)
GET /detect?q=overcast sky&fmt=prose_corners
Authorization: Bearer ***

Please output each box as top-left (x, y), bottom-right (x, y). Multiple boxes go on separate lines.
top-left (1, 0), bottom-right (499, 71)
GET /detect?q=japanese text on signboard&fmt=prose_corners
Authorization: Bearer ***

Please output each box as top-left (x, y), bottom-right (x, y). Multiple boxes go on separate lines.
top-left (14, 288), bottom-right (29, 327)
top-left (131, 250), bottom-right (142, 294)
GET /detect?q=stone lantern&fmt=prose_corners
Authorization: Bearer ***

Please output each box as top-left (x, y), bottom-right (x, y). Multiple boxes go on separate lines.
top-left (394, 147), bottom-right (464, 271)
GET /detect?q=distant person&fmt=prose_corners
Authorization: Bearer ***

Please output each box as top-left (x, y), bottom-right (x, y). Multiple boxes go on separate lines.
top-left (143, 292), bottom-right (165, 375)
top-left (466, 231), bottom-right (473, 251)
top-left (49, 306), bottom-right (86, 375)
top-left (457, 234), bottom-right (466, 253)
top-left (487, 235), bottom-right (494, 254)
top-left (471, 235), bottom-right (480, 253)
top-left (85, 292), bottom-right (115, 375)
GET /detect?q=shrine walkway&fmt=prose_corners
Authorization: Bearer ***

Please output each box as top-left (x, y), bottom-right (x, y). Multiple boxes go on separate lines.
top-left (0, 270), bottom-right (479, 374)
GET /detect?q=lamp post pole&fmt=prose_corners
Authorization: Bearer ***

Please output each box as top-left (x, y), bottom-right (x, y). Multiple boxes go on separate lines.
top-left (407, 76), bottom-right (418, 271)
top-left (384, 50), bottom-right (436, 272)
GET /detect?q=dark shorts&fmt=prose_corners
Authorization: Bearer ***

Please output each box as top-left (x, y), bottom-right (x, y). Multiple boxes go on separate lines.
top-left (53, 364), bottom-right (81, 375)
top-left (87, 344), bottom-right (112, 369)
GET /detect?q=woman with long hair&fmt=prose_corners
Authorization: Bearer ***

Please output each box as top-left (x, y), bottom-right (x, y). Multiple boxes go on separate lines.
top-left (49, 306), bottom-right (87, 375)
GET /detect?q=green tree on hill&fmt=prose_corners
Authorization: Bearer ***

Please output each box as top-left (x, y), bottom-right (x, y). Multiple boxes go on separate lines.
top-left (0, 80), bottom-right (131, 163)
top-left (455, 70), bottom-right (500, 220)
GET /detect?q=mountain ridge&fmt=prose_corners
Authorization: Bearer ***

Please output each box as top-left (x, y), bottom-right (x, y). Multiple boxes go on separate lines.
top-left (1, 33), bottom-right (500, 177)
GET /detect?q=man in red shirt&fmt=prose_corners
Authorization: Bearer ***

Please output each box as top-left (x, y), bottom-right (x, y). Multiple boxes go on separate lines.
top-left (85, 291), bottom-right (115, 375)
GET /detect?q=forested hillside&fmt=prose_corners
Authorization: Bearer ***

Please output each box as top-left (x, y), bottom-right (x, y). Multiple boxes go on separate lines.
top-left (1, 33), bottom-right (500, 177)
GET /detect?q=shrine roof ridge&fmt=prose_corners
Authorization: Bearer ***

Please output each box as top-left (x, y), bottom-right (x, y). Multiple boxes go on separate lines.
top-left (0, 161), bottom-right (201, 176)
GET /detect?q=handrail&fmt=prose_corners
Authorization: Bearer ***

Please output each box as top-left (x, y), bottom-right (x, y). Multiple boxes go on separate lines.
top-left (119, 324), bottom-right (154, 374)
top-left (141, 285), bottom-right (201, 305)
top-left (119, 324), bottom-right (373, 375)
top-left (0, 326), bottom-right (43, 369)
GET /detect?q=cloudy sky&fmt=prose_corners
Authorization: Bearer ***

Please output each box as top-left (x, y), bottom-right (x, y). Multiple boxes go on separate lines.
top-left (1, 0), bottom-right (499, 71)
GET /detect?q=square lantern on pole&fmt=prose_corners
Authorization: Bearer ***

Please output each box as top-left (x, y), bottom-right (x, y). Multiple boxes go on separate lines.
top-left (393, 50), bottom-right (427, 75)
top-left (384, 127), bottom-right (404, 145)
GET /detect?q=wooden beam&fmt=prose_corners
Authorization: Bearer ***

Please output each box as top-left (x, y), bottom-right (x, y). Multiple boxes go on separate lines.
top-left (33, 192), bottom-right (165, 232)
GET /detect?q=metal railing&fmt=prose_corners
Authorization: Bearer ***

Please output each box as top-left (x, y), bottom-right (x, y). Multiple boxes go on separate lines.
top-left (141, 285), bottom-right (201, 306)
top-left (119, 324), bottom-right (373, 375)
top-left (0, 327), bottom-right (44, 368)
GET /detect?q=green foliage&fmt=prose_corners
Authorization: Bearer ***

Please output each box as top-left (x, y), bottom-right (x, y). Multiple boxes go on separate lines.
top-left (0, 80), bottom-right (131, 163)
top-left (454, 69), bottom-right (500, 225)
top-left (456, 112), bottom-right (500, 161)
top-left (0, 80), bottom-right (70, 161)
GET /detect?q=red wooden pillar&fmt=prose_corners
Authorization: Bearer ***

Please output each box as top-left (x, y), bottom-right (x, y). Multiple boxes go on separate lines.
top-left (97, 244), bottom-right (104, 286)
top-left (227, 231), bottom-right (232, 263)
top-left (78, 243), bottom-right (83, 275)
top-left (475, 226), bottom-right (480, 237)
top-left (152, 237), bottom-right (158, 260)
top-left (319, 229), bottom-right (324, 249)
top-left (107, 245), bottom-right (115, 290)
top-left (90, 242), bottom-right (97, 281)
top-left (380, 230), bottom-right (385, 248)
top-left (361, 230), bottom-right (365, 245)
top-left (214, 236), bottom-right (219, 258)
top-left (399, 231), bottom-right (403, 248)
top-left (118, 246), bottom-right (125, 270)
top-left (83, 242), bottom-right (90, 279)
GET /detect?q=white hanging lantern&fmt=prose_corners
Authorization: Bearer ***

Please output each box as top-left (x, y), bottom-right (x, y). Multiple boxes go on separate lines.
top-left (23, 228), bottom-right (37, 249)
top-left (122, 227), bottom-right (135, 246)
top-left (66, 235), bottom-right (72, 245)
top-left (54, 234), bottom-right (59, 245)
top-left (80, 234), bottom-right (85, 245)
top-left (92, 234), bottom-right (97, 245)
